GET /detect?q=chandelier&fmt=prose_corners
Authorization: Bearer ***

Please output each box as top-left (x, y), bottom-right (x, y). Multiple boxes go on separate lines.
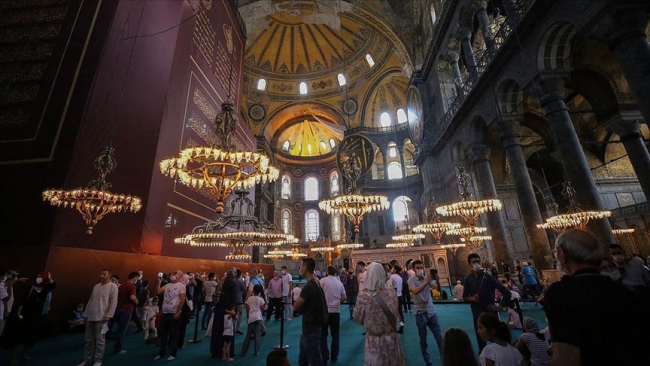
top-left (310, 236), bottom-right (335, 253)
top-left (159, 100), bottom-right (279, 213)
top-left (440, 243), bottom-right (466, 255)
top-left (288, 244), bottom-right (307, 260)
top-left (263, 248), bottom-right (292, 260)
top-left (612, 228), bottom-right (634, 235)
top-left (174, 189), bottom-right (295, 261)
top-left (386, 242), bottom-right (411, 253)
top-left (537, 181), bottom-right (611, 232)
top-left (392, 233), bottom-right (425, 246)
top-left (436, 167), bottom-right (502, 226)
top-left (42, 146), bottom-right (142, 234)
top-left (413, 196), bottom-right (461, 244)
top-left (319, 150), bottom-right (389, 234)
top-left (460, 235), bottom-right (492, 249)
top-left (336, 242), bottom-right (364, 251)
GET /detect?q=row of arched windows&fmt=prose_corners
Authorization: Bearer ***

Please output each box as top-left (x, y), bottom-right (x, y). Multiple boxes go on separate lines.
top-left (281, 171), bottom-right (340, 200)
top-left (279, 196), bottom-right (415, 241)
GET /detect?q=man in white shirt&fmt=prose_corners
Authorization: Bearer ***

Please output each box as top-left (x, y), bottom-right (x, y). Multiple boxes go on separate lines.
top-left (319, 265), bottom-right (347, 363)
top-left (280, 266), bottom-right (293, 321)
top-left (78, 269), bottom-right (118, 366)
top-left (201, 272), bottom-right (217, 330)
top-left (453, 280), bottom-right (464, 301)
top-left (154, 269), bottom-right (186, 361)
top-left (356, 261), bottom-right (368, 292)
top-left (390, 265), bottom-right (404, 333)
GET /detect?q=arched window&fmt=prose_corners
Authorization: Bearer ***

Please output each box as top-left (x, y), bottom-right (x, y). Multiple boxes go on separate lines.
top-left (397, 108), bottom-right (407, 123)
top-left (281, 209), bottom-right (292, 234)
top-left (387, 162), bottom-right (403, 179)
top-left (331, 214), bottom-right (341, 241)
top-left (337, 73), bottom-right (346, 86)
top-left (257, 78), bottom-right (267, 91)
top-left (282, 140), bottom-right (290, 151)
top-left (281, 174), bottom-right (291, 199)
top-left (430, 4), bottom-right (437, 26)
top-left (365, 54), bottom-right (375, 67)
top-left (393, 196), bottom-right (412, 231)
top-left (305, 209), bottom-right (320, 241)
top-left (330, 171), bottom-right (340, 196)
top-left (380, 112), bottom-right (392, 127)
top-left (329, 138), bottom-right (336, 148)
top-left (388, 142), bottom-right (398, 158)
top-left (299, 82), bottom-right (308, 95)
top-left (304, 176), bottom-right (319, 201)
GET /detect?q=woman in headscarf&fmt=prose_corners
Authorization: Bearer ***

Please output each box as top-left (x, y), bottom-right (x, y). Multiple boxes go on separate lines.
top-left (353, 262), bottom-right (405, 366)
top-left (515, 317), bottom-right (550, 366)
top-left (210, 267), bottom-right (237, 359)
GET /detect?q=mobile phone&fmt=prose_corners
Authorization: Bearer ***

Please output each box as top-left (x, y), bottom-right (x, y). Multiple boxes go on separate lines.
top-left (430, 269), bottom-right (438, 276)
top-left (158, 272), bottom-right (163, 278)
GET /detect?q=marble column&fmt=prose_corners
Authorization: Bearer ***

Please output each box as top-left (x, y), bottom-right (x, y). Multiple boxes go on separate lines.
top-left (608, 12), bottom-right (650, 126)
top-left (604, 112), bottom-right (650, 200)
top-left (382, 148), bottom-right (388, 180)
top-left (458, 28), bottom-right (478, 81)
top-left (475, 1), bottom-right (494, 44)
top-left (536, 75), bottom-right (615, 243)
top-left (447, 52), bottom-right (463, 95)
top-left (399, 147), bottom-right (407, 178)
top-left (494, 117), bottom-right (552, 269)
top-left (466, 143), bottom-right (511, 265)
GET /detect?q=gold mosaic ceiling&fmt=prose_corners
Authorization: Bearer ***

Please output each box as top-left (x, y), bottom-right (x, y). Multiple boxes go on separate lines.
top-left (239, 1), bottom-right (412, 160)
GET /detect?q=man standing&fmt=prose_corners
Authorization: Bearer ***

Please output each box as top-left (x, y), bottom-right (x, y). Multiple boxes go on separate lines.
top-left (344, 267), bottom-right (358, 319)
top-left (154, 269), bottom-right (186, 361)
top-left (234, 269), bottom-right (247, 334)
top-left (112, 271), bottom-right (138, 355)
top-left (280, 266), bottom-right (293, 321)
top-left (545, 229), bottom-right (650, 365)
top-left (319, 266), bottom-right (346, 364)
top-left (408, 260), bottom-right (444, 366)
top-left (293, 257), bottom-right (327, 366)
top-left (521, 262), bottom-right (540, 299)
top-left (356, 261), bottom-right (368, 293)
top-left (390, 265), bottom-right (404, 333)
top-left (453, 280), bottom-right (464, 301)
top-left (78, 269), bottom-right (118, 366)
top-left (609, 243), bottom-right (650, 289)
top-left (201, 272), bottom-right (217, 331)
top-left (500, 260), bottom-right (511, 281)
top-left (463, 253), bottom-right (511, 351)
top-left (266, 271), bottom-right (283, 321)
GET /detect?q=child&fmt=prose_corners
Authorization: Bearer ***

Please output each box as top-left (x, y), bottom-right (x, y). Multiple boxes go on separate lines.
top-left (442, 327), bottom-right (479, 366)
top-left (477, 313), bottom-right (523, 366)
top-left (222, 308), bottom-right (236, 362)
top-left (68, 303), bottom-right (85, 331)
top-left (143, 297), bottom-right (159, 340)
top-left (241, 284), bottom-right (266, 356)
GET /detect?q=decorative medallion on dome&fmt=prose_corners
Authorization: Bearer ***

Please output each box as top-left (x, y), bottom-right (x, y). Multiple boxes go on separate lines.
top-left (342, 97), bottom-right (358, 116)
top-left (248, 104), bottom-right (266, 122)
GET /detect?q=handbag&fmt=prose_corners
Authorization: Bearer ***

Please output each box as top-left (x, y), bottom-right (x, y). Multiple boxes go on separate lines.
top-left (371, 292), bottom-right (398, 331)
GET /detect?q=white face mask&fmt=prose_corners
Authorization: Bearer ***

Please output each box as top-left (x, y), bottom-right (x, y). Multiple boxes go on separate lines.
top-left (601, 270), bottom-right (621, 281)
top-left (416, 269), bottom-right (424, 278)
top-left (612, 254), bottom-right (625, 263)
top-left (169, 276), bottom-right (176, 282)
top-left (35, 277), bottom-right (43, 284)
top-left (472, 263), bottom-right (483, 272)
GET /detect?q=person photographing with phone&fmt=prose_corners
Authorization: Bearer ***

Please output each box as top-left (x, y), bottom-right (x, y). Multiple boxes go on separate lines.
top-left (407, 260), bottom-right (444, 366)
top-left (462, 253), bottom-right (511, 352)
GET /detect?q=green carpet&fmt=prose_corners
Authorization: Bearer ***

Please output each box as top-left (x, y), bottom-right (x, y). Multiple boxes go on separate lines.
top-left (0, 302), bottom-right (547, 365)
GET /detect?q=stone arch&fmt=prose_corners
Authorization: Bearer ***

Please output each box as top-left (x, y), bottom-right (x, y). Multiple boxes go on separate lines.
top-left (496, 79), bottom-right (524, 115)
top-left (537, 22), bottom-right (577, 72)
top-left (567, 68), bottom-right (622, 121)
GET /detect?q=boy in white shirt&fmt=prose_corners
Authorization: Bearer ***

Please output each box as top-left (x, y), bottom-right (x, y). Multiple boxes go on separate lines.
top-left (241, 284), bottom-right (266, 356)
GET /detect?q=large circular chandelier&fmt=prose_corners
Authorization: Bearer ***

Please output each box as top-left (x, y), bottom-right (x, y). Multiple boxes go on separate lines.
top-left (159, 101), bottom-right (280, 213)
top-left (42, 146), bottom-right (142, 234)
top-left (436, 167), bottom-right (502, 226)
top-left (174, 190), bottom-right (295, 261)
top-left (537, 182), bottom-right (611, 232)
top-left (440, 243), bottom-right (466, 255)
top-left (263, 248), bottom-right (292, 259)
top-left (320, 145), bottom-right (389, 234)
top-left (392, 233), bottom-right (425, 245)
top-left (386, 242), bottom-right (411, 253)
top-left (311, 236), bottom-right (335, 253)
top-left (336, 243), bottom-right (364, 251)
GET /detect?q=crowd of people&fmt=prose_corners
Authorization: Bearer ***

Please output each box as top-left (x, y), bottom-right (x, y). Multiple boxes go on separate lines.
top-left (2, 228), bottom-right (650, 366)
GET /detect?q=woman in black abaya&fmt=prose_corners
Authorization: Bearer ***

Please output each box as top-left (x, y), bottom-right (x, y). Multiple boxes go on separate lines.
top-left (210, 269), bottom-right (237, 358)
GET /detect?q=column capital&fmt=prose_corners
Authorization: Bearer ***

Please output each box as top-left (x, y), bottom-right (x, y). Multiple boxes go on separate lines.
top-left (531, 73), bottom-right (570, 104)
top-left (466, 143), bottom-right (491, 163)
top-left (492, 114), bottom-right (522, 142)
top-left (457, 27), bottom-right (473, 42)
top-left (603, 111), bottom-right (643, 137)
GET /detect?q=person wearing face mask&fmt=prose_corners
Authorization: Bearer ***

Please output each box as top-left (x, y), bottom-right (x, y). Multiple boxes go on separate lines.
top-left (462, 253), bottom-right (511, 352)
top-left (544, 229), bottom-right (650, 366)
top-left (608, 244), bottom-right (650, 289)
top-left (407, 260), bottom-right (443, 366)
top-left (153, 269), bottom-right (186, 361)
top-left (280, 266), bottom-right (293, 322)
top-left (599, 257), bottom-right (624, 282)
top-left (7, 271), bottom-right (57, 364)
